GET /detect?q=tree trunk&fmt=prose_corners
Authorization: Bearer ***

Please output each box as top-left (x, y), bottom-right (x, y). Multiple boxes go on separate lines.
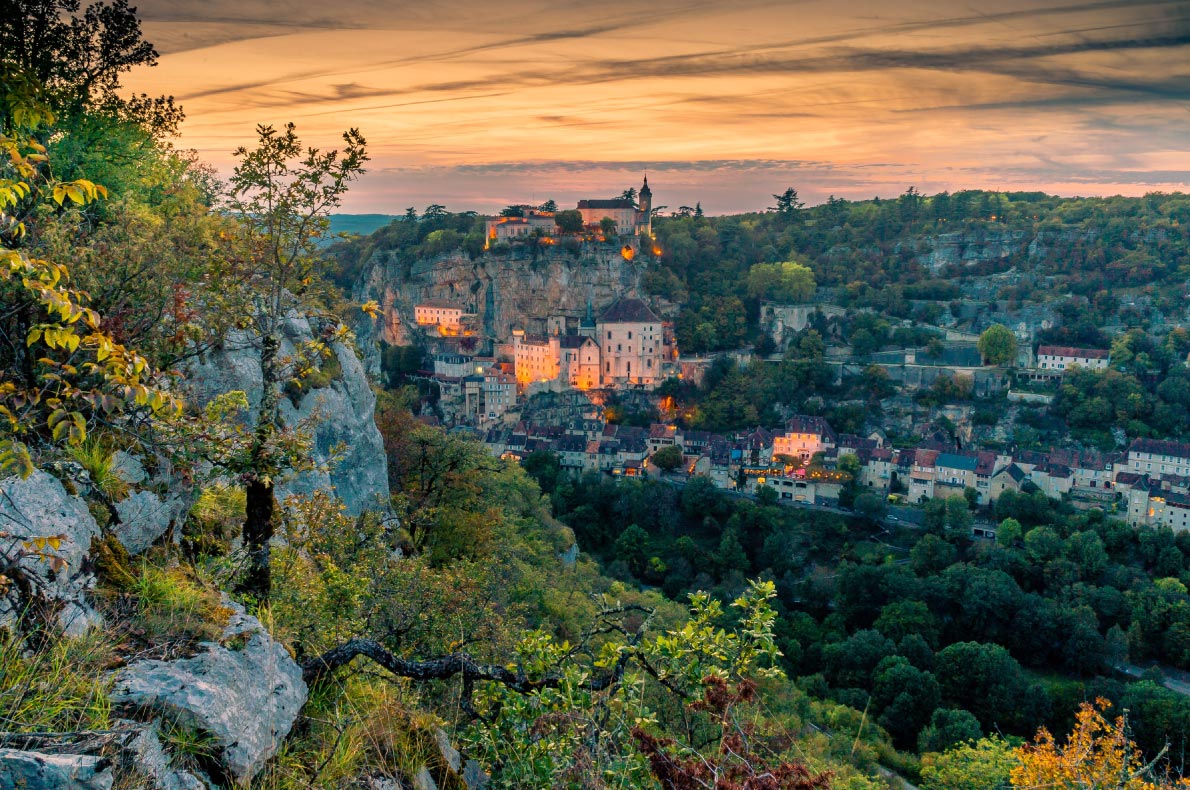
top-left (239, 330), bottom-right (280, 602)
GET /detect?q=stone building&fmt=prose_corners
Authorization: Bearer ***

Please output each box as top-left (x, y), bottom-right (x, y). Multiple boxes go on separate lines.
top-left (597, 297), bottom-right (665, 387)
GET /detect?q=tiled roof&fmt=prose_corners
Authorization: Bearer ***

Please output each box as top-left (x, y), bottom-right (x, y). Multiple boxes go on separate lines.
top-left (1130, 438), bottom-right (1190, 460)
top-left (599, 297), bottom-right (660, 323)
top-left (579, 198), bottom-right (636, 209)
top-left (1037, 345), bottom-right (1109, 359)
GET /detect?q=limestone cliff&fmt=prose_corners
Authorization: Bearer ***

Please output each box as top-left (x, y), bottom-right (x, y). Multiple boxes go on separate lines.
top-left (355, 246), bottom-right (644, 346)
top-left (182, 313), bottom-right (389, 516)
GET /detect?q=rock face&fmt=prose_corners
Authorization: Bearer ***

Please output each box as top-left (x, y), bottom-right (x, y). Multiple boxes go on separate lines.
top-left (123, 722), bottom-right (210, 790)
top-left (0, 748), bottom-right (112, 790)
top-left (113, 490), bottom-right (187, 556)
top-left (358, 246), bottom-right (644, 346)
top-left (182, 312), bottom-right (388, 516)
top-left (110, 604), bottom-right (307, 786)
top-left (0, 470), bottom-right (102, 636)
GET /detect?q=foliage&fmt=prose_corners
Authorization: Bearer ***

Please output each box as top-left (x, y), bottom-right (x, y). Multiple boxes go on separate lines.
top-left (1, 64), bottom-right (177, 478)
top-left (978, 324), bottom-right (1018, 366)
top-left (919, 736), bottom-right (1014, 790)
top-left (0, 629), bottom-right (113, 733)
top-left (1012, 698), bottom-right (1190, 789)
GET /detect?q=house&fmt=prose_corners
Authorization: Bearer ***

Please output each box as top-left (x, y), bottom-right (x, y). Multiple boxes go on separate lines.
top-left (513, 332), bottom-right (561, 388)
top-left (577, 176), bottom-right (652, 236)
top-left (415, 300), bottom-right (466, 333)
top-left (463, 368), bottom-right (517, 422)
top-left (1126, 438), bottom-right (1190, 478)
top-left (485, 210), bottom-right (556, 243)
top-left (860, 448), bottom-right (894, 490)
top-left (772, 416), bottom-right (837, 464)
top-left (1035, 345), bottom-right (1110, 372)
top-left (597, 298), bottom-right (665, 387)
top-left (988, 463), bottom-right (1028, 502)
top-left (559, 335), bottom-right (600, 390)
top-left (433, 353), bottom-right (474, 378)
top-left (907, 449), bottom-right (938, 503)
top-left (934, 453), bottom-right (978, 498)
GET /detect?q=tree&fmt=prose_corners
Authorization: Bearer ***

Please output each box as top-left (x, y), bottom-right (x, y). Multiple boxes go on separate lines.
top-left (771, 187), bottom-right (803, 217)
top-left (554, 209), bottom-right (583, 234)
top-left (599, 216), bottom-right (617, 238)
top-left (918, 708), bottom-right (983, 753)
top-left (1, 65), bottom-right (175, 477)
top-left (0, 0), bottom-right (179, 133)
top-left (1012, 698), bottom-right (1184, 789)
top-left (538, 199), bottom-right (557, 213)
top-left (978, 324), bottom-right (1018, 366)
top-left (652, 444), bottom-right (684, 472)
top-left (920, 736), bottom-right (1014, 790)
top-left (746, 260), bottom-right (816, 303)
top-left (224, 122), bottom-right (368, 601)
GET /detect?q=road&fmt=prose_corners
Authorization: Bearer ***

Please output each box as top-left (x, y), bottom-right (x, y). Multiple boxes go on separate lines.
top-left (1114, 663), bottom-right (1190, 698)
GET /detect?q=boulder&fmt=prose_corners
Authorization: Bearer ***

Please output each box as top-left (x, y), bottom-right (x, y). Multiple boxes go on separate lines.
top-left (462, 760), bottom-right (490, 790)
top-left (0, 470), bottom-right (102, 636)
top-left (432, 728), bottom-right (460, 773)
top-left (0, 748), bottom-right (112, 790)
top-left (410, 767), bottom-right (437, 790)
top-left (112, 490), bottom-right (187, 556)
top-left (109, 606), bottom-right (307, 786)
top-left (182, 312), bottom-right (388, 516)
top-left (123, 722), bottom-right (209, 790)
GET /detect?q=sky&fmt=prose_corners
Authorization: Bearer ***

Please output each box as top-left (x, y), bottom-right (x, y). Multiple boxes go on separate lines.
top-left (122, 0), bottom-right (1190, 215)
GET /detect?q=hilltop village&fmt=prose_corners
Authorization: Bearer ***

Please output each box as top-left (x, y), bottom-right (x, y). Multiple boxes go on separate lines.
top-left (380, 181), bottom-right (1190, 537)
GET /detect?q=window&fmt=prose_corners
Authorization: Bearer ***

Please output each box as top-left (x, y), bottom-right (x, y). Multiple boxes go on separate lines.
top-left (607, 332), bottom-right (612, 339)
top-left (647, 359), bottom-right (652, 368)
top-left (618, 344), bottom-right (622, 351)
top-left (628, 332), bottom-right (632, 339)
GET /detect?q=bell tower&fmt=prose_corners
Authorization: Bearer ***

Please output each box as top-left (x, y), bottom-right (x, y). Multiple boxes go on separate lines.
top-left (638, 175), bottom-right (652, 236)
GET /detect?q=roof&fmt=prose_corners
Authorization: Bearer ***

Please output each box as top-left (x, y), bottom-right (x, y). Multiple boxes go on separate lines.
top-left (1037, 345), bottom-right (1109, 359)
top-left (578, 198), bottom-right (636, 210)
top-left (936, 453), bottom-right (978, 471)
top-left (560, 335), bottom-right (595, 349)
top-left (1130, 438), bottom-right (1190, 460)
top-left (782, 415), bottom-right (837, 441)
top-left (599, 297), bottom-right (660, 324)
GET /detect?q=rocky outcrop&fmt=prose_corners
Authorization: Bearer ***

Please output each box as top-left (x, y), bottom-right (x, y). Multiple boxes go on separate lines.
top-left (899, 228), bottom-right (1030, 272)
top-left (0, 748), bottom-right (112, 790)
top-left (357, 246), bottom-right (644, 346)
top-left (112, 490), bottom-right (187, 556)
top-left (110, 603), bottom-right (307, 786)
top-left (123, 722), bottom-right (209, 790)
top-left (0, 470), bottom-right (102, 637)
top-left (182, 312), bottom-right (388, 516)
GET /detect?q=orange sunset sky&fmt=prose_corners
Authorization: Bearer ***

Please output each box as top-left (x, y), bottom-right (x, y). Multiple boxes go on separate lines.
top-left (123, 0), bottom-right (1190, 214)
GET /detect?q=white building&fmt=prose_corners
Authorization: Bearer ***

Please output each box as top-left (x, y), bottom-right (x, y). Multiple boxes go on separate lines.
top-left (415, 300), bottom-right (465, 333)
top-left (1035, 345), bottom-right (1109, 371)
top-left (772, 415), bottom-right (837, 463)
top-left (1127, 438), bottom-right (1190, 478)
top-left (485, 211), bottom-right (557, 243)
top-left (577, 176), bottom-right (653, 237)
top-left (597, 298), bottom-right (665, 387)
top-left (512, 332), bottom-right (561, 388)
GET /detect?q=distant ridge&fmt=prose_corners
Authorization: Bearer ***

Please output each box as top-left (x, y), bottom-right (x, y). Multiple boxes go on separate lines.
top-left (328, 214), bottom-right (399, 240)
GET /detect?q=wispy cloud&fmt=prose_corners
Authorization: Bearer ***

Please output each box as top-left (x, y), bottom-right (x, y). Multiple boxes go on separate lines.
top-left (125, 0), bottom-right (1190, 211)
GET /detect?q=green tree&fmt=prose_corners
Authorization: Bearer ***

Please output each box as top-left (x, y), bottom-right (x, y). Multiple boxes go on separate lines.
top-left (918, 708), bottom-right (983, 753)
top-left (599, 216), bottom-right (617, 238)
top-left (746, 260), bottom-right (816, 303)
top-left (651, 444), bottom-right (684, 471)
top-left (224, 122), bottom-right (368, 601)
top-left (554, 209), bottom-right (583, 234)
top-left (920, 736), bottom-right (1014, 790)
top-left (771, 186), bottom-right (803, 217)
top-left (978, 324), bottom-right (1018, 366)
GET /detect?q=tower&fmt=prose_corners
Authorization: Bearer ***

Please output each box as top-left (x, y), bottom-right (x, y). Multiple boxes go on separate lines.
top-left (638, 175), bottom-right (652, 236)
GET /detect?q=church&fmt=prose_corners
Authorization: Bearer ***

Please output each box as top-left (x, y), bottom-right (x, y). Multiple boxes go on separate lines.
top-left (577, 176), bottom-right (653, 237)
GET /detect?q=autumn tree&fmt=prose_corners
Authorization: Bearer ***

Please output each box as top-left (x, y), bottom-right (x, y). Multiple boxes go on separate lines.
top-left (1012, 698), bottom-right (1189, 789)
top-left (978, 323), bottom-right (1018, 366)
top-left (224, 122), bottom-right (367, 601)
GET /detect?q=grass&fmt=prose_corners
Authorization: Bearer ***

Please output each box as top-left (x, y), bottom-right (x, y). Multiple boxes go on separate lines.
top-left (67, 437), bottom-right (130, 503)
top-left (128, 563), bottom-right (231, 648)
top-left (0, 629), bottom-right (115, 733)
